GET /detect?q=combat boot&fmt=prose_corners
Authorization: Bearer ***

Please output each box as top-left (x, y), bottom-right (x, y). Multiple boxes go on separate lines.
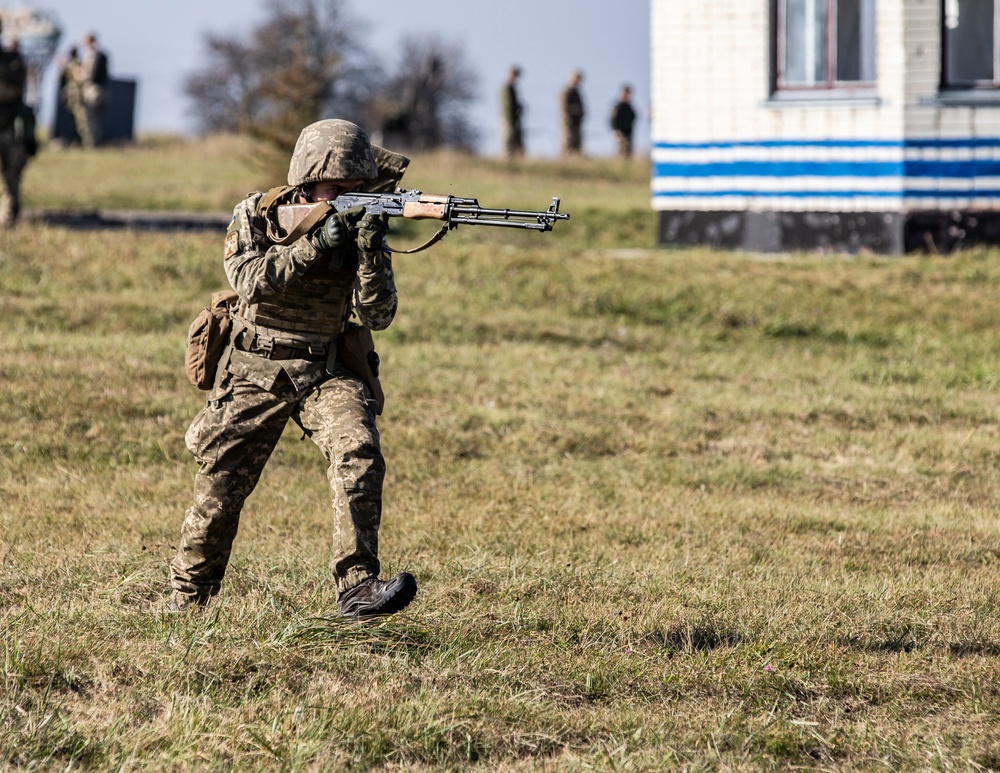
top-left (338, 572), bottom-right (417, 617)
top-left (167, 590), bottom-right (212, 612)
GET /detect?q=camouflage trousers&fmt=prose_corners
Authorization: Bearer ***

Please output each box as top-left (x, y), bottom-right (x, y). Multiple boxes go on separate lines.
top-left (66, 93), bottom-right (92, 148)
top-left (169, 366), bottom-right (385, 603)
top-left (562, 120), bottom-right (583, 155)
top-left (503, 123), bottom-right (523, 157)
top-left (614, 130), bottom-right (633, 159)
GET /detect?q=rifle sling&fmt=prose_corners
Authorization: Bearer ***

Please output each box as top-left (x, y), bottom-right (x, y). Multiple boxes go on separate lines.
top-left (385, 223), bottom-right (450, 254)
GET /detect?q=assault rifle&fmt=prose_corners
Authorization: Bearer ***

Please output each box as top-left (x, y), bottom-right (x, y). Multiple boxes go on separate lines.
top-left (272, 189), bottom-right (570, 252)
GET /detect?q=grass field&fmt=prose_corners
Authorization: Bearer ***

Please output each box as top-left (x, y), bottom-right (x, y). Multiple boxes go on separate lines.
top-left (2, 136), bottom-right (1000, 770)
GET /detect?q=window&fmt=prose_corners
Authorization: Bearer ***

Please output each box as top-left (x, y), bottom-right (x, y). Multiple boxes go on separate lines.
top-left (775, 0), bottom-right (877, 90)
top-left (942, 0), bottom-right (1000, 87)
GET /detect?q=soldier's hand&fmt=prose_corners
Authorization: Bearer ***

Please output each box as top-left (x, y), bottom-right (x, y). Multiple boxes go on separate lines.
top-left (356, 212), bottom-right (389, 257)
top-left (311, 213), bottom-right (346, 253)
top-left (312, 205), bottom-right (367, 253)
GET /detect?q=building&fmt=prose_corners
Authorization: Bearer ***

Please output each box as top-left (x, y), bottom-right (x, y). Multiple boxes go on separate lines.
top-left (651, 0), bottom-right (1000, 253)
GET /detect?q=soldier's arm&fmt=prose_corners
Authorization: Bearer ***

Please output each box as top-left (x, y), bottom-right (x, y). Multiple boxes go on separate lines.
top-left (223, 196), bottom-right (327, 303)
top-left (352, 252), bottom-right (397, 331)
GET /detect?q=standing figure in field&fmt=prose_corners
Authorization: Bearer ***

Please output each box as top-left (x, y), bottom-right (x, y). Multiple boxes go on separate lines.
top-left (0, 22), bottom-right (35, 227)
top-left (169, 119), bottom-right (418, 617)
top-left (610, 84), bottom-right (637, 159)
top-left (500, 65), bottom-right (524, 158)
top-left (561, 70), bottom-right (585, 156)
top-left (79, 32), bottom-right (109, 147)
top-left (58, 46), bottom-right (87, 146)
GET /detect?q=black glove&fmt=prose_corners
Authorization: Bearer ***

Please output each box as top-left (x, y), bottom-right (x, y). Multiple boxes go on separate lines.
top-left (311, 212), bottom-right (347, 253)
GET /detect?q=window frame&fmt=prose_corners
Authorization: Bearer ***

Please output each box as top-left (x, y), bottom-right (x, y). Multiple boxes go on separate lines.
top-left (940, 0), bottom-right (1000, 90)
top-left (772, 0), bottom-right (877, 94)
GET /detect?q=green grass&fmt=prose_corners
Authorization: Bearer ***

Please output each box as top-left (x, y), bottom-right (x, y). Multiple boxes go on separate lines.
top-left (2, 136), bottom-right (1000, 770)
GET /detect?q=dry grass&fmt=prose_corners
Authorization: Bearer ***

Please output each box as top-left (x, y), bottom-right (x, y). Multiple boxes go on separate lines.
top-left (2, 137), bottom-right (1000, 770)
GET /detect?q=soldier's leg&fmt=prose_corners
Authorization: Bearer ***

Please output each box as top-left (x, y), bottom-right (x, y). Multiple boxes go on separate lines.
top-left (0, 136), bottom-right (28, 228)
top-left (170, 376), bottom-right (295, 603)
top-left (70, 98), bottom-right (93, 147)
top-left (294, 369), bottom-right (384, 594)
top-left (0, 141), bottom-right (25, 227)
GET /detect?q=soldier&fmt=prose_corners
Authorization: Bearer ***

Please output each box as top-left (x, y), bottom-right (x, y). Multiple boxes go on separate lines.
top-left (169, 119), bottom-right (418, 617)
top-left (0, 23), bottom-right (35, 227)
top-left (561, 70), bottom-right (585, 156)
top-left (58, 46), bottom-right (88, 146)
top-left (610, 85), bottom-right (637, 159)
top-left (79, 32), bottom-right (109, 147)
top-left (500, 65), bottom-right (524, 158)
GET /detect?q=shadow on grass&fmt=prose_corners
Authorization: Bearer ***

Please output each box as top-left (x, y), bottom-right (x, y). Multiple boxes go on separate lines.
top-left (947, 641), bottom-right (1000, 657)
top-left (646, 623), bottom-right (745, 652)
top-left (837, 628), bottom-right (1000, 657)
top-left (837, 632), bottom-right (927, 654)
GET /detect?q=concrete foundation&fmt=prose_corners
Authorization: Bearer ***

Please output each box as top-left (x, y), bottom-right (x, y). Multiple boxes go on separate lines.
top-left (657, 210), bottom-right (1000, 254)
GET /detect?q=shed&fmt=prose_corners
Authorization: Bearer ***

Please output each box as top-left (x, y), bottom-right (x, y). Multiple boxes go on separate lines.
top-left (651, 0), bottom-right (1000, 252)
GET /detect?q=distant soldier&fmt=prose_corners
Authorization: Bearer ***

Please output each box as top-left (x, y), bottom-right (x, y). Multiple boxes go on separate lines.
top-left (0, 22), bottom-right (35, 227)
top-left (561, 70), bottom-right (585, 156)
top-left (58, 46), bottom-right (87, 146)
top-left (500, 65), bottom-right (524, 158)
top-left (610, 85), bottom-right (637, 159)
top-left (79, 32), bottom-right (109, 147)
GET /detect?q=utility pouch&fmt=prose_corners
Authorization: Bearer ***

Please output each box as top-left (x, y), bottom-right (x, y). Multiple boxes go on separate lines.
top-left (339, 325), bottom-right (384, 415)
top-left (185, 290), bottom-right (239, 389)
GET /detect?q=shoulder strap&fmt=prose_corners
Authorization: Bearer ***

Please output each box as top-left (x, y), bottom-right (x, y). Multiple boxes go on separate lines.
top-left (255, 185), bottom-right (330, 246)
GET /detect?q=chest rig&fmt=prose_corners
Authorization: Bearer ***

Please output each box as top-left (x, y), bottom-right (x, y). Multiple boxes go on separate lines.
top-left (232, 187), bottom-right (357, 354)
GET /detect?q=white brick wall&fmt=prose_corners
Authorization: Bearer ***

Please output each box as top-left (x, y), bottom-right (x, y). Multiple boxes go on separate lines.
top-left (651, 0), bottom-right (1000, 212)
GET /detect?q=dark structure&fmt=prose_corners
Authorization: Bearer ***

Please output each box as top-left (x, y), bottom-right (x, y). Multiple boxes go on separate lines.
top-left (657, 209), bottom-right (1000, 254)
top-left (51, 77), bottom-right (135, 145)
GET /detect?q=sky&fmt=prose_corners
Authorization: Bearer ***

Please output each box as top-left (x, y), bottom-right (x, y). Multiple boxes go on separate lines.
top-left (25, 0), bottom-right (651, 158)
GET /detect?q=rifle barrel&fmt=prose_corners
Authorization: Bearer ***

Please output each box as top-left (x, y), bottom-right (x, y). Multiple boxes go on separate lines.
top-left (448, 216), bottom-right (553, 231)
top-left (451, 206), bottom-right (569, 219)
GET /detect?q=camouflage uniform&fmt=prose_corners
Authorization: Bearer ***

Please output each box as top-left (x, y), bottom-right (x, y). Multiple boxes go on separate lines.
top-left (170, 120), bottom-right (402, 606)
top-left (79, 36), bottom-right (108, 148)
top-left (501, 68), bottom-right (524, 158)
top-left (610, 87), bottom-right (637, 159)
top-left (561, 72), bottom-right (584, 156)
top-left (59, 53), bottom-right (90, 147)
top-left (0, 39), bottom-right (32, 227)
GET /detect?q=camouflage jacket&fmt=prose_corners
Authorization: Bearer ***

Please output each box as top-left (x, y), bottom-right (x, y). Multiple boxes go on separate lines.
top-left (222, 191), bottom-right (397, 392)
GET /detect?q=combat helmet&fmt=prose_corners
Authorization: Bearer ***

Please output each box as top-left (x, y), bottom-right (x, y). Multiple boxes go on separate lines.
top-left (288, 119), bottom-right (377, 186)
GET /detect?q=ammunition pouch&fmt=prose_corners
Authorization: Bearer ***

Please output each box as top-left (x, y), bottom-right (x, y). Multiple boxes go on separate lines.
top-left (185, 290), bottom-right (239, 389)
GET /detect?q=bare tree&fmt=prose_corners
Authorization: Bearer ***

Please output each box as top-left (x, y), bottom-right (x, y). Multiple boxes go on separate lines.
top-left (377, 35), bottom-right (479, 152)
top-left (183, 0), bottom-right (384, 155)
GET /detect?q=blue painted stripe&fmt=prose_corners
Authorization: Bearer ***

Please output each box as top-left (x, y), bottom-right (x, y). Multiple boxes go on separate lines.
top-left (654, 139), bottom-right (902, 149)
top-left (654, 160), bottom-right (899, 177)
top-left (653, 137), bottom-right (1000, 150)
top-left (653, 159), bottom-right (1000, 178)
top-left (652, 189), bottom-right (1000, 199)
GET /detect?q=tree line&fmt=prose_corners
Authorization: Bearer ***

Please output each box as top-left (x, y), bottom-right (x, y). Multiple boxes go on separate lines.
top-left (183, 0), bottom-right (479, 156)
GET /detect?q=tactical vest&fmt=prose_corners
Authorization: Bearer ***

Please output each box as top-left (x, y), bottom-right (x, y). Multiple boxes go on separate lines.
top-left (235, 190), bottom-right (357, 348)
top-left (243, 257), bottom-right (356, 346)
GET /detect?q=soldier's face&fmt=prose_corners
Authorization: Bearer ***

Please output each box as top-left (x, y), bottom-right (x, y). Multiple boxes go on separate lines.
top-left (308, 180), bottom-right (363, 202)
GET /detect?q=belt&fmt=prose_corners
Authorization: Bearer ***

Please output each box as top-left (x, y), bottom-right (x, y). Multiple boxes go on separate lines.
top-left (236, 334), bottom-right (328, 362)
